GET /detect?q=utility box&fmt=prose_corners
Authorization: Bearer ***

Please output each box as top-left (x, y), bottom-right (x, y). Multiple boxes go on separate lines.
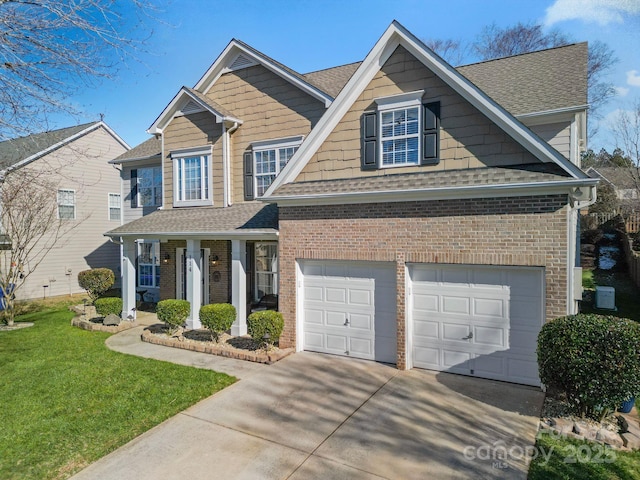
top-left (596, 286), bottom-right (616, 310)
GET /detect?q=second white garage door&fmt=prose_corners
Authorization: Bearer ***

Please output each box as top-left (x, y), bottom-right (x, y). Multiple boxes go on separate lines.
top-left (300, 261), bottom-right (397, 364)
top-left (409, 264), bottom-right (544, 386)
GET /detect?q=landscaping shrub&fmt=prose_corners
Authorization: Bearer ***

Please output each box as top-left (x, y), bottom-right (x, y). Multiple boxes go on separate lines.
top-left (537, 314), bottom-right (640, 420)
top-left (156, 299), bottom-right (190, 334)
top-left (77, 268), bottom-right (115, 302)
top-left (94, 297), bottom-right (122, 317)
top-left (247, 310), bottom-right (284, 347)
top-left (199, 303), bottom-right (236, 342)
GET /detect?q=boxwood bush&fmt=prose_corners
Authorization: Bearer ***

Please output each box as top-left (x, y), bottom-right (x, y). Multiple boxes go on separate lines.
top-left (247, 310), bottom-right (284, 347)
top-left (537, 314), bottom-right (640, 419)
top-left (94, 297), bottom-right (122, 317)
top-left (156, 299), bottom-right (190, 334)
top-left (199, 303), bottom-right (236, 342)
top-left (77, 268), bottom-right (115, 302)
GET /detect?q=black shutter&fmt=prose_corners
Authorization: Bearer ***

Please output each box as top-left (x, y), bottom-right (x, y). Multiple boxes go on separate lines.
top-left (130, 169), bottom-right (138, 208)
top-left (243, 151), bottom-right (254, 200)
top-left (361, 112), bottom-right (377, 170)
top-left (422, 102), bottom-right (440, 165)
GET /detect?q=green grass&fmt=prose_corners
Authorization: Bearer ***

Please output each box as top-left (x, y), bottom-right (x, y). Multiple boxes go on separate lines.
top-left (0, 307), bottom-right (236, 480)
top-left (529, 434), bottom-right (640, 480)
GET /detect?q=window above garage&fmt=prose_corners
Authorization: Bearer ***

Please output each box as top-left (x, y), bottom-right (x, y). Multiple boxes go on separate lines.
top-left (362, 90), bottom-right (440, 170)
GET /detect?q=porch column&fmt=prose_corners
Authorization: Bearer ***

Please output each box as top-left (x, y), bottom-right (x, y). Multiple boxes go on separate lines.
top-left (121, 238), bottom-right (136, 320)
top-left (231, 239), bottom-right (247, 336)
top-left (186, 239), bottom-right (202, 329)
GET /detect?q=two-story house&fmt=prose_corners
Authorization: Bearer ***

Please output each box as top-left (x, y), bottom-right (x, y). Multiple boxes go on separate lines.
top-left (0, 121), bottom-right (128, 299)
top-left (107, 22), bottom-right (597, 386)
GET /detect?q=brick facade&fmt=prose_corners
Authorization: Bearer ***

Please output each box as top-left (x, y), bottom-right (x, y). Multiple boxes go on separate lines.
top-left (277, 194), bottom-right (569, 369)
top-left (160, 240), bottom-right (231, 304)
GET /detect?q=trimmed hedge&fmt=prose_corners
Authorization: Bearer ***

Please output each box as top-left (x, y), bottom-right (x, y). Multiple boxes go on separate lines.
top-left (94, 297), bottom-right (122, 317)
top-left (78, 268), bottom-right (115, 301)
top-left (156, 299), bottom-right (190, 334)
top-left (538, 314), bottom-right (640, 419)
top-left (200, 303), bottom-right (236, 342)
top-left (247, 310), bottom-right (284, 347)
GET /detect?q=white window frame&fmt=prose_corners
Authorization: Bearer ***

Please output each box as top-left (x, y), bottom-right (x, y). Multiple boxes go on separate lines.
top-left (57, 189), bottom-right (76, 220)
top-left (252, 136), bottom-right (302, 197)
top-left (375, 90), bottom-right (423, 168)
top-left (137, 166), bottom-right (162, 207)
top-left (171, 146), bottom-right (213, 207)
top-left (137, 241), bottom-right (160, 289)
top-left (108, 193), bottom-right (121, 221)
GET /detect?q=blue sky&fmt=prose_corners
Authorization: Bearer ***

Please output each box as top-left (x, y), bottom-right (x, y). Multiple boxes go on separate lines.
top-left (69, 0), bottom-right (639, 153)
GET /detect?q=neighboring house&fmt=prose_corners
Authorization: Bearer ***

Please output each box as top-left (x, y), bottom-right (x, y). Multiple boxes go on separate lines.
top-left (586, 166), bottom-right (640, 208)
top-left (0, 122), bottom-right (129, 299)
top-left (106, 22), bottom-right (597, 387)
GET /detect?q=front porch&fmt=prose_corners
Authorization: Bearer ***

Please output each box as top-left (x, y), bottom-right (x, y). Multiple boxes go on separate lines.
top-left (106, 203), bottom-right (279, 336)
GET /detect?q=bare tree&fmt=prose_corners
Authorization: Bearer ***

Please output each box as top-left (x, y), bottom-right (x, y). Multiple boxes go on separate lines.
top-left (424, 38), bottom-right (468, 66)
top-left (612, 98), bottom-right (640, 168)
top-left (0, 168), bottom-right (82, 325)
top-left (0, 0), bottom-right (163, 141)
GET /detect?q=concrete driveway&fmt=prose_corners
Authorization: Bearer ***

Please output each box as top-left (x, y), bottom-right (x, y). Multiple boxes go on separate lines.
top-left (71, 352), bottom-right (544, 479)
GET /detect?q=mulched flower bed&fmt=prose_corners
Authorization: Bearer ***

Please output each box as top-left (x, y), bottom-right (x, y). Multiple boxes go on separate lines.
top-left (142, 324), bottom-right (294, 364)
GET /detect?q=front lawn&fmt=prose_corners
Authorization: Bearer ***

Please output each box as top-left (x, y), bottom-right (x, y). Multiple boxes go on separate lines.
top-left (529, 434), bottom-right (640, 480)
top-left (0, 307), bottom-right (236, 480)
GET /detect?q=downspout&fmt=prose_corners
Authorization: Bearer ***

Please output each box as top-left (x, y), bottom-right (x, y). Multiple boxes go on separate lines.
top-left (221, 122), bottom-right (228, 207)
top-left (225, 121), bottom-right (240, 206)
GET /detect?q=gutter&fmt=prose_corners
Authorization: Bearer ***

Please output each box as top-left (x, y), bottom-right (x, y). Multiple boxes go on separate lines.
top-left (104, 230), bottom-right (278, 240)
top-left (264, 178), bottom-right (599, 206)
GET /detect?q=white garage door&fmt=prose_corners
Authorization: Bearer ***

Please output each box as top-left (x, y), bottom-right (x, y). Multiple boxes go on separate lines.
top-left (409, 264), bottom-right (544, 386)
top-left (300, 261), bottom-right (397, 364)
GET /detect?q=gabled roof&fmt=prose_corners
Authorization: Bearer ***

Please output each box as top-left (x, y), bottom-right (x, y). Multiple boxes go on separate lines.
top-left (303, 62), bottom-right (362, 98)
top-left (193, 39), bottom-right (333, 107)
top-left (105, 203), bottom-right (278, 238)
top-left (264, 21), bottom-right (589, 197)
top-left (458, 43), bottom-right (588, 116)
top-left (148, 86), bottom-right (243, 134)
top-left (111, 136), bottom-right (161, 164)
top-left (0, 121), bottom-right (129, 172)
top-left (586, 167), bottom-right (639, 190)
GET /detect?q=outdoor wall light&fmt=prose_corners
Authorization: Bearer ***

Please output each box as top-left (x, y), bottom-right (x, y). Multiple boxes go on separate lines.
top-left (210, 255), bottom-right (219, 266)
top-left (163, 253), bottom-right (171, 264)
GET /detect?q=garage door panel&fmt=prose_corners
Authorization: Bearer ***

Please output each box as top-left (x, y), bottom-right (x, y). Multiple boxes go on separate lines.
top-left (414, 320), bottom-right (439, 339)
top-left (349, 288), bottom-right (372, 306)
top-left (304, 332), bottom-right (324, 349)
top-left (442, 323), bottom-right (471, 342)
top-left (413, 293), bottom-right (439, 312)
top-left (473, 298), bottom-right (505, 318)
top-left (325, 287), bottom-right (347, 304)
top-left (442, 296), bottom-right (470, 315)
top-left (301, 260), bottom-right (396, 364)
top-left (304, 309), bottom-right (324, 325)
top-left (473, 326), bottom-right (506, 347)
top-left (410, 264), bottom-right (544, 386)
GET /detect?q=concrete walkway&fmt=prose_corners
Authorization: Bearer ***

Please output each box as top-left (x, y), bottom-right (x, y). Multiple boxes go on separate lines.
top-left (72, 321), bottom-right (545, 480)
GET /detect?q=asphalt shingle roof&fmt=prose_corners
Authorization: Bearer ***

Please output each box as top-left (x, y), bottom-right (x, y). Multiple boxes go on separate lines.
top-left (303, 62), bottom-right (361, 98)
top-left (106, 203), bottom-right (278, 236)
top-left (587, 167), bottom-right (639, 190)
top-left (0, 122), bottom-right (97, 170)
top-left (272, 164), bottom-right (572, 197)
top-left (457, 43), bottom-right (588, 115)
top-left (112, 136), bottom-right (161, 163)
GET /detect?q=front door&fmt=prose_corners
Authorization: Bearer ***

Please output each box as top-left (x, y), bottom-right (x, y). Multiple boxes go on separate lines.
top-left (176, 247), bottom-right (210, 305)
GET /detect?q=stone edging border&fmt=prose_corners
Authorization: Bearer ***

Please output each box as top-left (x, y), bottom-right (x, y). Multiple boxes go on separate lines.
top-left (71, 316), bottom-right (141, 333)
top-left (141, 328), bottom-right (294, 364)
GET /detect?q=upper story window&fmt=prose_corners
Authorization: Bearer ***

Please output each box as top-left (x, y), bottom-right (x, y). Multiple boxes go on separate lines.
top-left (108, 193), bottom-right (121, 221)
top-left (57, 189), bottom-right (75, 220)
top-left (131, 166), bottom-right (162, 208)
top-left (362, 90), bottom-right (440, 170)
top-left (243, 136), bottom-right (303, 200)
top-left (171, 147), bottom-right (213, 207)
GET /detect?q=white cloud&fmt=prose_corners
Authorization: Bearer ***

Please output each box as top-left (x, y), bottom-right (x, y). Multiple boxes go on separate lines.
top-left (627, 70), bottom-right (640, 87)
top-left (616, 86), bottom-right (630, 96)
top-left (544, 0), bottom-right (640, 26)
